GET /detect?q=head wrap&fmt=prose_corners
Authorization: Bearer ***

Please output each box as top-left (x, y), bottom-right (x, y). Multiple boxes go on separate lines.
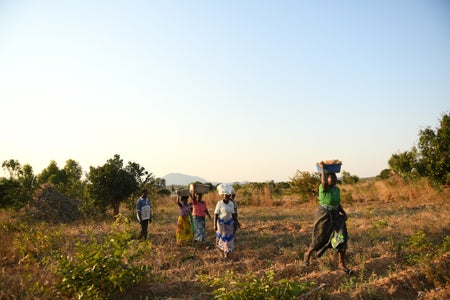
top-left (216, 183), bottom-right (233, 195)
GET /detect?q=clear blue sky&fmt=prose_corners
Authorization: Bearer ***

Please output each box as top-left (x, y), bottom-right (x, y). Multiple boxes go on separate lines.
top-left (1, 1), bottom-right (449, 183)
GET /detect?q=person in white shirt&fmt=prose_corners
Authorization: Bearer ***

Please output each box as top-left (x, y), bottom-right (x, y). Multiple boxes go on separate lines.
top-left (136, 189), bottom-right (151, 239)
top-left (214, 184), bottom-right (240, 258)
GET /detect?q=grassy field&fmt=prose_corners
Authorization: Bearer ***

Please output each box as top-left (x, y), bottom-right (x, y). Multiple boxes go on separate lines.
top-left (1, 178), bottom-right (449, 299)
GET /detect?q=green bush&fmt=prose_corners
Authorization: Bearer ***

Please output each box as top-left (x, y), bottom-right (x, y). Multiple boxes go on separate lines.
top-left (341, 171), bottom-right (359, 184)
top-left (388, 112), bottom-right (450, 185)
top-left (13, 224), bottom-right (63, 266)
top-left (289, 171), bottom-right (320, 200)
top-left (440, 235), bottom-right (450, 254)
top-left (404, 230), bottom-right (435, 265)
top-left (200, 269), bottom-right (314, 300)
top-left (377, 169), bottom-right (391, 179)
top-left (56, 215), bottom-right (149, 299)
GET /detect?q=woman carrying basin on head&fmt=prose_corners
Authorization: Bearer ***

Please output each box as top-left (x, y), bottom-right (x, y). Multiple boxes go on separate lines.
top-left (191, 189), bottom-right (211, 244)
top-left (304, 160), bottom-right (353, 274)
top-left (176, 190), bottom-right (193, 245)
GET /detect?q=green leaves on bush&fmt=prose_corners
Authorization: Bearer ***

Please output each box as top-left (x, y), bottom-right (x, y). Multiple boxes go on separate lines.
top-left (388, 112), bottom-right (450, 185)
top-left (341, 171), bottom-right (359, 184)
top-left (13, 225), bottom-right (63, 266)
top-left (200, 269), bottom-right (314, 300)
top-left (289, 171), bottom-right (320, 200)
top-left (404, 230), bottom-right (434, 265)
top-left (57, 215), bottom-right (150, 299)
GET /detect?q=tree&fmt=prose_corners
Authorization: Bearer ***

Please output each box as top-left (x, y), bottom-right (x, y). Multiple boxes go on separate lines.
top-left (2, 159), bottom-right (22, 179)
top-left (18, 164), bottom-right (35, 205)
top-left (155, 178), bottom-right (166, 189)
top-left (125, 161), bottom-right (165, 201)
top-left (125, 161), bottom-right (153, 188)
top-left (416, 113), bottom-right (450, 185)
top-left (0, 178), bottom-right (22, 208)
top-left (63, 159), bottom-right (84, 199)
top-left (86, 154), bottom-right (139, 216)
top-left (388, 112), bottom-right (450, 185)
top-left (20, 164), bottom-right (35, 188)
top-left (37, 160), bottom-right (67, 187)
top-left (35, 159), bottom-right (84, 199)
top-left (0, 160), bottom-right (34, 208)
top-left (388, 148), bottom-right (419, 180)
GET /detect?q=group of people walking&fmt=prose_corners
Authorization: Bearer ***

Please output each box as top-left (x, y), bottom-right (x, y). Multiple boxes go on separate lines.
top-left (175, 183), bottom-right (240, 258)
top-left (136, 163), bottom-right (353, 272)
top-left (136, 182), bottom-right (240, 259)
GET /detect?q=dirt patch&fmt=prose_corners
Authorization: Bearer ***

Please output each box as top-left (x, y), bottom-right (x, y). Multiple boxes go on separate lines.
top-left (351, 252), bottom-right (450, 299)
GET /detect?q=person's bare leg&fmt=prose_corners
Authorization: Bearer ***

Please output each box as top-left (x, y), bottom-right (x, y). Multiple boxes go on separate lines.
top-left (303, 249), bottom-right (312, 266)
top-left (338, 250), bottom-right (353, 274)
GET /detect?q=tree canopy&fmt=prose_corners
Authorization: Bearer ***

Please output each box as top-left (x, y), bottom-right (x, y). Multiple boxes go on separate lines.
top-left (388, 112), bottom-right (450, 185)
top-left (84, 154), bottom-right (157, 216)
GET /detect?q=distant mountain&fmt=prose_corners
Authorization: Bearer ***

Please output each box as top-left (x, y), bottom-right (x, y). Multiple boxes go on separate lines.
top-left (163, 173), bottom-right (210, 186)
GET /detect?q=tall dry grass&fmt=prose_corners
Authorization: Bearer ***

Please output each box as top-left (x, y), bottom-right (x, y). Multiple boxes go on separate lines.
top-left (0, 178), bottom-right (449, 299)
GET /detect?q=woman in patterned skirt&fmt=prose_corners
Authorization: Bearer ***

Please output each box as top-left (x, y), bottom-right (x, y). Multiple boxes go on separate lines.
top-left (214, 183), bottom-right (240, 258)
top-left (176, 192), bottom-right (193, 244)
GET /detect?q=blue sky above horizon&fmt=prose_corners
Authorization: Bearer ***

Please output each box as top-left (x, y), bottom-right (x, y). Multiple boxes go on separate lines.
top-left (1, 1), bottom-right (449, 183)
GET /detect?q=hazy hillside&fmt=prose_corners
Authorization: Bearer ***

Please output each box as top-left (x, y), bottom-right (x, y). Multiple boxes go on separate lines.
top-left (163, 173), bottom-right (209, 185)
top-left (162, 173), bottom-right (249, 186)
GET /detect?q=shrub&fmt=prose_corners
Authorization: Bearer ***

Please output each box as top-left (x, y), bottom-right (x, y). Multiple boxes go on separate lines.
top-left (14, 225), bottom-right (64, 266)
top-left (56, 215), bottom-right (149, 299)
top-left (440, 235), bottom-right (450, 254)
top-left (404, 230), bottom-right (435, 265)
top-left (377, 169), bottom-right (391, 179)
top-left (289, 171), bottom-right (320, 200)
top-left (157, 188), bottom-right (171, 196)
top-left (341, 171), bottom-right (359, 184)
top-left (200, 269), bottom-right (314, 299)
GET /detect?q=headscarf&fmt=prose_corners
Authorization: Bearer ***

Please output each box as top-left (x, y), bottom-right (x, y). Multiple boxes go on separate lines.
top-left (216, 183), bottom-right (233, 195)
